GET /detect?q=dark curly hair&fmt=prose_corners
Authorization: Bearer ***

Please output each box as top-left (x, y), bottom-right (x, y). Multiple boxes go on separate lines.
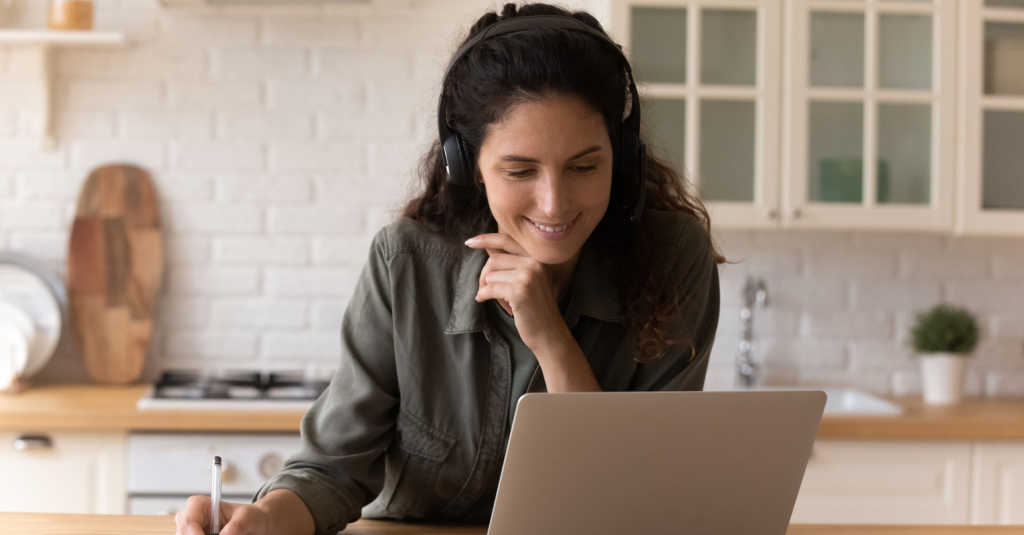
top-left (403, 2), bottom-right (723, 362)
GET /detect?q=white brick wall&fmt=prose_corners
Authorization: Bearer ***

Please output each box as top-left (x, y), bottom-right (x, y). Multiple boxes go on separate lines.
top-left (711, 229), bottom-right (1024, 397)
top-left (3, 0), bottom-right (1022, 396)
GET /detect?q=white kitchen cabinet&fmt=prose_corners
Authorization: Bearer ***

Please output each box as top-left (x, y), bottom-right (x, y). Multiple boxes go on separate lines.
top-left (790, 439), bottom-right (972, 524)
top-left (0, 432), bottom-right (126, 514)
top-left (612, 0), bottom-right (783, 229)
top-left (781, 0), bottom-right (958, 232)
top-left (956, 1), bottom-right (1024, 235)
top-left (971, 441), bottom-right (1024, 524)
top-left (613, 0), bottom-right (970, 233)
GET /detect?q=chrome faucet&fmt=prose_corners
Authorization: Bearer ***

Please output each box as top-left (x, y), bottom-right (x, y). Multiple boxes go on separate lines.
top-left (737, 277), bottom-right (768, 388)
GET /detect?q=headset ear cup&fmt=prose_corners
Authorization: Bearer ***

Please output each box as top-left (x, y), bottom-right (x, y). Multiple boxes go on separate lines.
top-left (456, 133), bottom-right (474, 184)
top-left (442, 133), bottom-right (471, 187)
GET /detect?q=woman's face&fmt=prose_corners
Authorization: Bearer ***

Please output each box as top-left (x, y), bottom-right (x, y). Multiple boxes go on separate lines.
top-left (476, 94), bottom-right (613, 267)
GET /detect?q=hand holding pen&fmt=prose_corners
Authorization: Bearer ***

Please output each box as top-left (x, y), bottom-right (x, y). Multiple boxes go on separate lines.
top-left (174, 453), bottom-right (315, 535)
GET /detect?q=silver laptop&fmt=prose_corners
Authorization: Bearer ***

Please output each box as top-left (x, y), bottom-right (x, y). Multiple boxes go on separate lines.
top-left (488, 391), bottom-right (826, 535)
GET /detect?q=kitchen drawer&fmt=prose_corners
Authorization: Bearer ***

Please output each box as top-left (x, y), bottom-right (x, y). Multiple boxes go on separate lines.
top-left (791, 439), bottom-right (971, 524)
top-left (0, 432), bottom-right (126, 514)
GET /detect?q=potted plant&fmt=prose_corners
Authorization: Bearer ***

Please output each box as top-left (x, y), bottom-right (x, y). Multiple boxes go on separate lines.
top-left (911, 304), bottom-right (979, 405)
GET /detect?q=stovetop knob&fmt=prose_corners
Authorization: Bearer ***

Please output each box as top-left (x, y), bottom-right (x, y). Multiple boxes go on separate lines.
top-left (259, 452), bottom-right (285, 479)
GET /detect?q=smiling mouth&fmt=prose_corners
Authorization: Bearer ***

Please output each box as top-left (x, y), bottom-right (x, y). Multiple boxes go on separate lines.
top-left (525, 215), bottom-right (579, 233)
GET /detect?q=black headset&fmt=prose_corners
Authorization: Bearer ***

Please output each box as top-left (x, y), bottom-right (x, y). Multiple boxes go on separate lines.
top-left (437, 14), bottom-right (648, 224)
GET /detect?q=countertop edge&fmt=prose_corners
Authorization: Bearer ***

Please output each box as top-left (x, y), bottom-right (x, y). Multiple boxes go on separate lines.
top-left (3, 385), bottom-right (1024, 440)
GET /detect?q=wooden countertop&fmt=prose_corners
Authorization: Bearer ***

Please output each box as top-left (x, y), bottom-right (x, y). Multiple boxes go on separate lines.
top-left (3, 384), bottom-right (1024, 440)
top-left (0, 513), bottom-right (1021, 534)
top-left (816, 396), bottom-right (1024, 441)
top-left (0, 385), bottom-right (304, 432)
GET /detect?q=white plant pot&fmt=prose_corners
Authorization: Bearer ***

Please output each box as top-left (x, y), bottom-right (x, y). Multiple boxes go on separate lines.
top-left (920, 353), bottom-right (969, 405)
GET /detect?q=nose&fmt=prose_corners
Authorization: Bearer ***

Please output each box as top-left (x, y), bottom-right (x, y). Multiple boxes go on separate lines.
top-left (535, 168), bottom-right (570, 219)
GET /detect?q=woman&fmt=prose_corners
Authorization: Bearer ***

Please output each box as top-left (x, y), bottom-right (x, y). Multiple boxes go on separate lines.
top-left (175, 3), bottom-right (721, 534)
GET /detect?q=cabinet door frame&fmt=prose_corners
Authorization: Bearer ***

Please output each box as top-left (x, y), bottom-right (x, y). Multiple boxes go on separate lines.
top-left (781, 0), bottom-right (957, 232)
top-left (957, 2), bottom-right (1024, 236)
top-left (610, 0), bottom-right (783, 230)
top-left (970, 441), bottom-right (1024, 525)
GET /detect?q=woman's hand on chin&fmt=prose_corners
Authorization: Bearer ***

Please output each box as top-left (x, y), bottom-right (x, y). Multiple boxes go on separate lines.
top-left (467, 232), bottom-right (601, 393)
top-left (467, 232), bottom-right (572, 353)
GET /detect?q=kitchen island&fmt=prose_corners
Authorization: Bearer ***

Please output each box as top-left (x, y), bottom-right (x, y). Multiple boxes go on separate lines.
top-left (0, 513), bottom-right (1022, 535)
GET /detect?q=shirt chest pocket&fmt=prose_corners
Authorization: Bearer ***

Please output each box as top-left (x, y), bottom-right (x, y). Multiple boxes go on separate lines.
top-left (381, 408), bottom-right (456, 518)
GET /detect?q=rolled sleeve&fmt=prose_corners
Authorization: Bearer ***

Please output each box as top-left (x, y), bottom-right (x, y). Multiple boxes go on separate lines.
top-left (255, 229), bottom-right (400, 535)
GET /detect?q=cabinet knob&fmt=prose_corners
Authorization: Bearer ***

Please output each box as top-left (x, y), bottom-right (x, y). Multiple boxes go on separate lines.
top-left (767, 209), bottom-right (778, 219)
top-left (259, 453), bottom-right (285, 479)
top-left (13, 434), bottom-right (53, 451)
top-left (792, 208), bottom-right (803, 218)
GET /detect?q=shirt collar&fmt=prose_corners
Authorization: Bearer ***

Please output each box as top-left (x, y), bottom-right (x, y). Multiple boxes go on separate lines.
top-left (445, 239), bottom-right (622, 335)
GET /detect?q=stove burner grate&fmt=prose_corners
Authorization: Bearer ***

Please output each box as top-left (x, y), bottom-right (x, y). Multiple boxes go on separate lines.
top-left (152, 369), bottom-right (330, 401)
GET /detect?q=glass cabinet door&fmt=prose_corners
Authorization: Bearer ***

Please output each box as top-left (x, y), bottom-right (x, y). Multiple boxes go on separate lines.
top-left (615, 0), bottom-right (782, 229)
top-left (959, 1), bottom-right (1024, 235)
top-left (783, 0), bottom-right (956, 231)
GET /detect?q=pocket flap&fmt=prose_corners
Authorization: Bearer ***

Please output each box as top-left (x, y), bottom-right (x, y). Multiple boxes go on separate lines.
top-left (396, 408), bottom-right (455, 462)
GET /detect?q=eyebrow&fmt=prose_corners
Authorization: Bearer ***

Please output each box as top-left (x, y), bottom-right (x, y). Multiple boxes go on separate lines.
top-left (499, 146), bottom-right (602, 163)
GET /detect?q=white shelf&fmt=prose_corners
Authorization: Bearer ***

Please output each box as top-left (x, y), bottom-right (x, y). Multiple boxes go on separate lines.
top-left (0, 30), bottom-right (126, 45)
top-left (0, 30), bottom-right (127, 150)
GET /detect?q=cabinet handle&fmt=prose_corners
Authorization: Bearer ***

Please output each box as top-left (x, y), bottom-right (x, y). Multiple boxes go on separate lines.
top-left (13, 434), bottom-right (53, 451)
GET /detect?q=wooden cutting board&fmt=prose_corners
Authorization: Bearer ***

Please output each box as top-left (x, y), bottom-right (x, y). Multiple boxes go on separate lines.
top-left (67, 164), bottom-right (163, 385)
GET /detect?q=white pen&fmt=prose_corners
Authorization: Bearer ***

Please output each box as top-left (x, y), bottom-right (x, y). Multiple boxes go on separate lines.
top-left (211, 456), bottom-right (222, 535)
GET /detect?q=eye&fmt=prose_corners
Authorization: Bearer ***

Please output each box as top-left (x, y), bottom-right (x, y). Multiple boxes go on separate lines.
top-left (505, 169), bottom-right (534, 178)
top-left (572, 165), bottom-right (598, 173)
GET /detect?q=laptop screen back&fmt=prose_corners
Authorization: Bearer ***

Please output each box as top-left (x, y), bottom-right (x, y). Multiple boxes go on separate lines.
top-left (488, 391), bottom-right (826, 535)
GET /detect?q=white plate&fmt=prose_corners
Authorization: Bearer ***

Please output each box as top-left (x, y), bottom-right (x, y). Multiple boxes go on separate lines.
top-left (0, 300), bottom-right (36, 343)
top-left (0, 263), bottom-right (63, 378)
top-left (0, 319), bottom-right (28, 391)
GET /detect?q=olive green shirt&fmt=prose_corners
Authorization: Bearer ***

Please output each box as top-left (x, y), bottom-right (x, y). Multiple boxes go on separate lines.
top-left (254, 210), bottom-right (721, 535)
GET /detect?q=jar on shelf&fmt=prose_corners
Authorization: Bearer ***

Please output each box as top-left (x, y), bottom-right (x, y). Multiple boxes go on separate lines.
top-left (48, 0), bottom-right (93, 31)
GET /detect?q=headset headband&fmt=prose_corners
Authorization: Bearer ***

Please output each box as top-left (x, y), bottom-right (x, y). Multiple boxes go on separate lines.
top-left (437, 15), bottom-right (641, 144)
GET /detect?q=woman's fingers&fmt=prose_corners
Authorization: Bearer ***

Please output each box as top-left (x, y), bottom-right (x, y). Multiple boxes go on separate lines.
top-left (175, 497), bottom-right (260, 535)
top-left (219, 505), bottom-right (266, 535)
top-left (466, 233), bottom-right (528, 256)
top-left (175, 496), bottom-right (211, 535)
top-left (475, 281), bottom-right (520, 306)
top-left (478, 253), bottom-right (538, 290)
top-left (481, 267), bottom-right (533, 288)
top-left (479, 253), bottom-right (544, 295)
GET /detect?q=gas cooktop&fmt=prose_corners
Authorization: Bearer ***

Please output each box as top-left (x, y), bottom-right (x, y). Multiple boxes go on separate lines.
top-left (136, 369), bottom-right (333, 411)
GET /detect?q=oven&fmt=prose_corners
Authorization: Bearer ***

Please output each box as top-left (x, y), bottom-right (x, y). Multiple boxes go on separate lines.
top-left (126, 432), bottom-right (302, 515)
top-left (127, 369), bottom-right (329, 515)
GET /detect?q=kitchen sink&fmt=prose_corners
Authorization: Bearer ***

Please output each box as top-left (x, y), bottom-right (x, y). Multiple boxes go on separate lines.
top-left (705, 385), bottom-right (904, 416)
top-left (815, 388), bottom-right (903, 416)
